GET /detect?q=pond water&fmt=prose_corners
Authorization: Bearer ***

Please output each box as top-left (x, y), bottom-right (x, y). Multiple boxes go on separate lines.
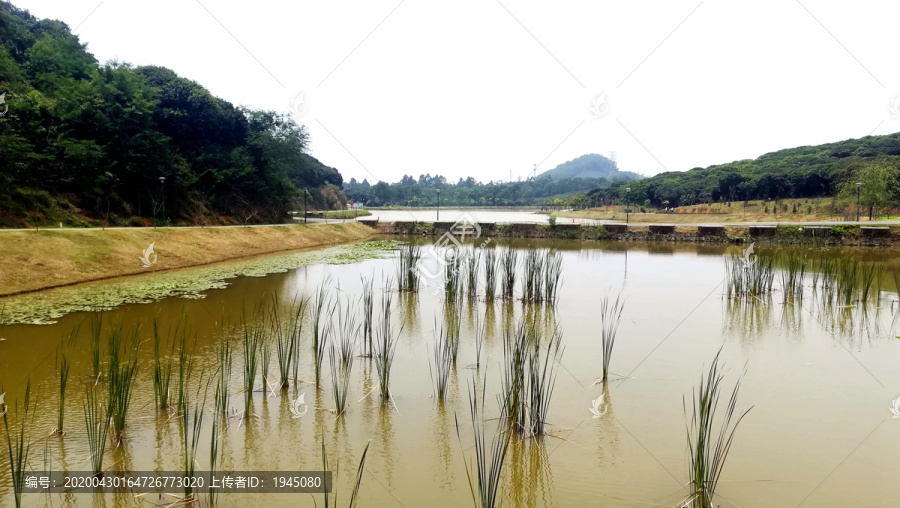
top-left (359, 208), bottom-right (606, 225)
top-left (0, 239), bottom-right (899, 508)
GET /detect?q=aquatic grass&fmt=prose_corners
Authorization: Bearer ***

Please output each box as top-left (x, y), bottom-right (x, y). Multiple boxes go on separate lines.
top-left (725, 250), bottom-right (775, 299)
top-left (182, 387), bottom-right (206, 500)
top-left (152, 320), bottom-right (174, 409)
top-left (779, 253), bottom-right (807, 304)
top-left (273, 294), bottom-right (307, 388)
top-left (500, 321), bottom-right (529, 435)
top-left (107, 325), bottom-right (140, 444)
top-left (455, 376), bottom-right (511, 508)
top-left (360, 275), bottom-right (375, 357)
top-left (430, 318), bottom-right (453, 402)
top-left (260, 332), bottom-right (272, 396)
top-left (499, 247), bottom-right (518, 300)
top-left (474, 309), bottom-right (486, 370)
top-left (337, 297), bottom-right (358, 368)
top-left (242, 313), bottom-right (264, 412)
top-left (599, 289), bottom-right (625, 382)
top-left (215, 338), bottom-right (232, 422)
top-left (443, 248), bottom-right (463, 298)
top-left (683, 350), bottom-right (752, 508)
top-left (328, 344), bottom-right (354, 415)
top-left (55, 353), bottom-right (70, 434)
top-left (83, 384), bottom-right (108, 476)
top-left (89, 312), bottom-right (103, 382)
top-left (209, 406), bottom-right (221, 506)
top-left (526, 327), bottom-right (562, 437)
top-left (444, 296), bottom-right (462, 365)
top-left (313, 278), bottom-right (335, 387)
top-left (397, 244), bottom-right (422, 292)
top-left (176, 318), bottom-right (195, 413)
top-left (521, 249), bottom-right (544, 303)
top-left (3, 380), bottom-right (32, 508)
top-left (542, 249), bottom-right (563, 305)
top-left (483, 248), bottom-right (498, 302)
top-left (321, 438), bottom-right (371, 508)
top-left (373, 286), bottom-right (400, 405)
top-left (465, 247), bottom-right (482, 299)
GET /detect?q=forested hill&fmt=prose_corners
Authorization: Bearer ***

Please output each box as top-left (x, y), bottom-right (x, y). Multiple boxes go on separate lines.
top-left (541, 153), bottom-right (641, 181)
top-left (587, 132), bottom-right (900, 208)
top-left (0, 1), bottom-right (344, 227)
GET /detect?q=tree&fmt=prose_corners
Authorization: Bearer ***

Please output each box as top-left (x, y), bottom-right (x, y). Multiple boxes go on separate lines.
top-left (838, 162), bottom-right (900, 219)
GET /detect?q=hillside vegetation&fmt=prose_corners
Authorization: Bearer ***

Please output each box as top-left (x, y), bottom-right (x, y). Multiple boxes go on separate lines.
top-left (587, 133), bottom-right (900, 217)
top-left (0, 1), bottom-right (345, 228)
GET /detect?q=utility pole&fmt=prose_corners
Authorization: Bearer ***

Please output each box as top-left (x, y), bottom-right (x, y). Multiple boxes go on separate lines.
top-left (304, 189), bottom-right (308, 224)
top-left (856, 181), bottom-right (861, 222)
top-left (437, 188), bottom-right (441, 221)
top-left (625, 187), bottom-right (631, 224)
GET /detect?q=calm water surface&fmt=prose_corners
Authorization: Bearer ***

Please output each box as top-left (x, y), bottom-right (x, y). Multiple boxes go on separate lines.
top-left (1, 239), bottom-right (899, 508)
top-left (360, 208), bottom-right (605, 225)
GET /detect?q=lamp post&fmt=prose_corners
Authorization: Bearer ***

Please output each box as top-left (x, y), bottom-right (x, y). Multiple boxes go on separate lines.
top-left (856, 181), bottom-right (861, 222)
top-left (304, 189), bottom-right (309, 224)
top-left (159, 176), bottom-right (166, 225)
top-left (625, 187), bottom-right (631, 224)
top-left (437, 188), bottom-right (441, 221)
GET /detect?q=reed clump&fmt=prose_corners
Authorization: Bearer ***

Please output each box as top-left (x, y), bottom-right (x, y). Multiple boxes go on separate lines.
top-left (397, 244), bottom-right (421, 292)
top-left (152, 320), bottom-right (174, 410)
top-left (683, 350), bottom-right (752, 508)
top-left (83, 384), bottom-right (108, 476)
top-left (3, 381), bottom-right (33, 508)
top-left (599, 289), bottom-right (625, 382)
top-left (500, 321), bottom-right (563, 437)
top-left (430, 318), bottom-right (453, 402)
top-left (499, 247), bottom-right (518, 300)
top-left (455, 377), bottom-right (511, 508)
top-left (483, 248), bottom-right (498, 302)
top-left (107, 324), bottom-right (140, 444)
top-left (373, 286), bottom-right (400, 405)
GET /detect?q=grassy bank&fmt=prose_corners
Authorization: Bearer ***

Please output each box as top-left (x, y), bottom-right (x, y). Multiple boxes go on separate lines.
top-left (0, 223), bottom-right (375, 297)
top-left (322, 209), bottom-right (372, 219)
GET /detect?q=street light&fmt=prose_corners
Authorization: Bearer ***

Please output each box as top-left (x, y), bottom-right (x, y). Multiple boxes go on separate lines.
top-left (158, 176), bottom-right (166, 226)
top-left (437, 188), bottom-right (441, 221)
top-left (625, 187), bottom-right (631, 224)
top-left (304, 189), bottom-right (309, 224)
top-left (856, 181), bottom-right (861, 222)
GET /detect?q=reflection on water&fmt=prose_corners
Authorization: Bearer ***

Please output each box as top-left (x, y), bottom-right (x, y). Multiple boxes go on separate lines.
top-left (1, 241), bottom-right (900, 507)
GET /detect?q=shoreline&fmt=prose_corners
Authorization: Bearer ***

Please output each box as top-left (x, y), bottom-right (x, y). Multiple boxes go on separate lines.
top-left (358, 220), bottom-right (900, 246)
top-left (0, 223), bottom-right (375, 297)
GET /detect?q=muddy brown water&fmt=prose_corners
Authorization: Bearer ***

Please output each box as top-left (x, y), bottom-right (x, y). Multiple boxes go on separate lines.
top-left (1, 239), bottom-right (899, 507)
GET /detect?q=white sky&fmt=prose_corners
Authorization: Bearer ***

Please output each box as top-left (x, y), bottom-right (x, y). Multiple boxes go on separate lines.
top-left (13, 0), bottom-right (900, 184)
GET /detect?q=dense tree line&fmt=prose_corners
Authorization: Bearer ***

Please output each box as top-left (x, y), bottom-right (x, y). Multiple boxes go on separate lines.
top-left (345, 173), bottom-right (621, 207)
top-left (587, 133), bottom-right (900, 209)
top-left (0, 2), bottom-right (344, 226)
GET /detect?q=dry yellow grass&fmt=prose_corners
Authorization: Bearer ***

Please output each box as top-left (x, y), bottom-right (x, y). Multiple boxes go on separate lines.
top-left (0, 223), bottom-right (375, 296)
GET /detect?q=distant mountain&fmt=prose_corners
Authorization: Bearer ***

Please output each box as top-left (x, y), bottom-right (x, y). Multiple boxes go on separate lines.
top-left (541, 154), bottom-right (642, 181)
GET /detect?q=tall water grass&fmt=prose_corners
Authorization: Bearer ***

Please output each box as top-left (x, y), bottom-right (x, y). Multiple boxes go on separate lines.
top-left (328, 344), bottom-right (354, 415)
top-left (337, 297), bottom-right (358, 369)
top-left (313, 278), bottom-right (335, 387)
top-left (430, 319), bottom-right (453, 402)
top-left (373, 288), bottom-right (400, 405)
top-left (273, 295), bottom-right (307, 388)
top-left (89, 312), bottom-right (103, 382)
top-left (182, 389), bottom-right (205, 500)
top-left (499, 247), bottom-right (518, 300)
top-left (444, 297), bottom-right (462, 365)
top-left (483, 248), bottom-right (498, 302)
top-left (725, 252), bottom-right (775, 299)
top-left (465, 248), bottom-right (481, 299)
top-left (83, 384), bottom-right (108, 476)
top-left (455, 377), bottom-right (511, 508)
top-left (397, 244), bottom-right (421, 292)
top-left (444, 248), bottom-right (463, 297)
top-left (521, 249), bottom-right (544, 303)
top-left (779, 253), bottom-right (807, 304)
top-left (152, 320), bottom-right (174, 409)
top-left (107, 325), bottom-right (140, 444)
top-left (320, 438), bottom-right (370, 508)
top-left (241, 313), bottom-right (264, 412)
top-left (55, 353), bottom-right (70, 434)
top-left (3, 381), bottom-right (32, 508)
top-left (542, 250), bottom-right (563, 305)
top-left (177, 319), bottom-right (195, 412)
top-left (599, 290), bottom-right (625, 382)
top-left (360, 275), bottom-right (375, 357)
top-left (215, 338), bottom-right (232, 421)
top-left (683, 350), bottom-right (752, 508)
top-left (500, 321), bottom-right (562, 437)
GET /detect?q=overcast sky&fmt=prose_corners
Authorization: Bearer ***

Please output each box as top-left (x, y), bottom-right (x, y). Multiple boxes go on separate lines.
top-left (13, 0), bottom-right (900, 184)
